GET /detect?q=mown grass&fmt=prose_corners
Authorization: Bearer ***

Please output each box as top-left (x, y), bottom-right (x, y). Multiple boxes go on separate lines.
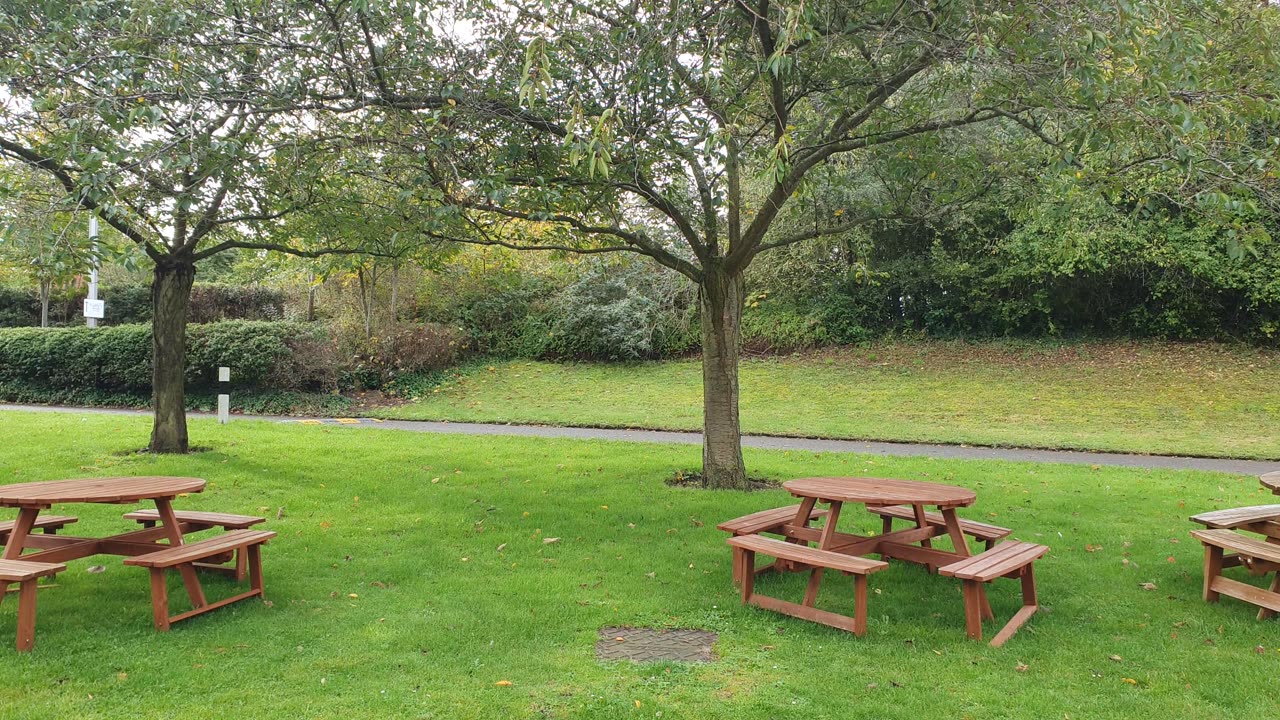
top-left (1, 410), bottom-right (1278, 718)
top-left (380, 340), bottom-right (1280, 459)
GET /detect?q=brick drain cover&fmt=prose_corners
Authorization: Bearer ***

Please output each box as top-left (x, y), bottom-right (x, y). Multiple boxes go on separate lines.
top-left (595, 626), bottom-right (718, 663)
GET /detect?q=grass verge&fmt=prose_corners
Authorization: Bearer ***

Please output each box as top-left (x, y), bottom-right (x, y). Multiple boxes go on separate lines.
top-left (379, 341), bottom-right (1280, 459)
top-left (0, 410), bottom-right (1277, 718)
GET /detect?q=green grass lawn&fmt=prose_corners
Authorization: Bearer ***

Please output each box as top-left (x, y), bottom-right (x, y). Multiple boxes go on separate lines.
top-left (1, 410), bottom-right (1278, 719)
top-left (380, 341), bottom-right (1280, 459)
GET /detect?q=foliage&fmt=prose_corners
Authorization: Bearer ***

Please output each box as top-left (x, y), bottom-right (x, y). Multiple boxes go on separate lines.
top-left (340, 322), bottom-right (464, 391)
top-left (0, 321), bottom-right (337, 395)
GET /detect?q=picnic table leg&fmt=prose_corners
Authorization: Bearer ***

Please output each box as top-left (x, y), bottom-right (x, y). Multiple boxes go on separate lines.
top-left (802, 568), bottom-right (823, 607)
top-left (817, 502), bottom-right (843, 549)
top-left (1203, 544), bottom-right (1224, 602)
top-left (154, 498), bottom-right (207, 609)
top-left (912, 504), bottom-right (934, 571)
top-left (1258, 572), bottom-right (1279, 621)
top-left (778, 497), bottom-right (819, 572)
top-left (1, 507), bottom-right (40, 560)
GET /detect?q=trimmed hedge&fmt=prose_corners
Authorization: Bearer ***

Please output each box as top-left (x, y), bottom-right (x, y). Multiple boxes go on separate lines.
top-left (0, 283), bottom-right (285, 327)
top-left (0, 320), bottom-right (337, 394)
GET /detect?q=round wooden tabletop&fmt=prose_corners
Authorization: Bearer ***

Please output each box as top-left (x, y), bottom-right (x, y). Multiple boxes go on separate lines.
top-left (1263, 471), bottom-right (1280, 496)
top-left (0, 477), bottom-right (206, 507)
top-left (783, 476), bottom-right (976, 508)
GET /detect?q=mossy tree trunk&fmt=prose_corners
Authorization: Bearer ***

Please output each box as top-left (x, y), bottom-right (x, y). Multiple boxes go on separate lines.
top-left (149, 255), bottom-right (196, 453)
top-left (699, 265), bottom-right (748, 490)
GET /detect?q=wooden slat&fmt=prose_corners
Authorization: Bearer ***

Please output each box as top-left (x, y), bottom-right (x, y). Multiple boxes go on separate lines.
top-left (989, 605), bottom-right (1039, 648)
top-left (165, 588), bottom-right (264, 624)
top-left (727, 534), bottom-right (887, 574)
top-left (783, 476), bottom-right (975, 508)
top-left (1192, 529), bottom-right (1280, 565)
top-left (716, 505), bottom-right (827, 535)
top-left (1209, 576), bottom-right (1280, 613)
top-left (123, 529), bottom-right (276, 568)
top-left (867, 505), bottom-right (1012, 541)
top-left (746, 593), bottom-right (860, 633)
top-left (1261, 471), bottom-right (1280, 496)
top-left (123, 509), bottom-right (265, 530)
top-left (1190, 505), bottom-right (1280, 529)
top-left (0, 477), bottom-right (206, 507)
top-left (0, 559), bottom-right (66, 581)
top-left (939, 541), bottom-right (1049, 582)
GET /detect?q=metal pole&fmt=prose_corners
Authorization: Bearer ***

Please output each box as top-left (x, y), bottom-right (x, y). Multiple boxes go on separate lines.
top-left (218, 367), bottom-right (230, 424)
top-left (86, 216), bottom-right (99, 328)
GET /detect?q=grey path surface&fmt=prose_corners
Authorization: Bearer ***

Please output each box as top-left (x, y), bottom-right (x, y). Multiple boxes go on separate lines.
top-left (4, 402), bottom-right (1276, 475)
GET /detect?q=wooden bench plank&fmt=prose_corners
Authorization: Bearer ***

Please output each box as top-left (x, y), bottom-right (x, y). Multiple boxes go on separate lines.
top-left (727, 534), bottom-right (887, 574)
top-left (717, 505), bottom-right (827, 535)
top-left (1192, 529), bottom-right (1280, 565)
top-left (940, 541), bottom-right (1049, 582)
top-left (123, 509), bottom-right (265, 530)
top-left (869, 505), bottom-right (1011, 542)
top-left (0, 559), bottom-right (66, 582)
top-left (124, 529), bottom-right (276, 568)
top-left (1190, 505), bottom-right (1280, 530)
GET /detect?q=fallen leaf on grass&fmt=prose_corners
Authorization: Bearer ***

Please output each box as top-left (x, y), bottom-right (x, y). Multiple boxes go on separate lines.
top-left (543, 537), bottom-right (560, 544)
top-left (1085, 544), bottom-right (1103, 553)
top-left (1015, 663), bottom-right (1029, 673)
top-left (87, 565), bottom-right (106, 574)
top-left (1121, 678), bottom-right (1138, 685)
top-left (495, 680), bottom-right (512, 687)
top-left (496, 543), bottom-right (507, 552)
top-left (1140, 582), bottom-right (1157, 591)
top-left (1109, 655), bottom-right (1122, 662)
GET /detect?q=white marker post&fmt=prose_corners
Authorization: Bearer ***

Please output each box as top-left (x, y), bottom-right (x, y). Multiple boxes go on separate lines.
top-left (85, 216), bottom-right (101, 328)
top-left (217, 367), bottom-right (230, 424)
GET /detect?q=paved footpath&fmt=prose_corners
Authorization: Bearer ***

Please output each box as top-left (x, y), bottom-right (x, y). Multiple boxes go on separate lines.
top-left (3, 403), bottom-right (1276, 475)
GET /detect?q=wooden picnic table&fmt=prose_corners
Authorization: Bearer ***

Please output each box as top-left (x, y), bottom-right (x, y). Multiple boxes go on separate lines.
top-left (780, 476), bottom-right (979, 566)
top-left (1262, 471), bottom-right (1280, 496)
top-left (0, 476), bottom-right (209, 607)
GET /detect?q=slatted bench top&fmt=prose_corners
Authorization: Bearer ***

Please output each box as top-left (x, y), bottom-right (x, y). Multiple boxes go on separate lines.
top-left (0, 558), bottom-right (66, 581)
top-left (939, 541), bottom-right (1048, 582)
top-left (124, 509), bottom-right (266, 529)
top-left (868, 505), bottom-right (1012, 541)
top-left (124, 529), bottom-right (276, 569)
top-left (1192, 529), bottom-right (1280, 564)
top-left (717, 505), bottom-right (827, 535)
top-left (0, 515), bottom-right (77, 534)
top-left (1190, 505), bottom-right (1280, 529)
top-left (727, 534), bottom-right (888, 574)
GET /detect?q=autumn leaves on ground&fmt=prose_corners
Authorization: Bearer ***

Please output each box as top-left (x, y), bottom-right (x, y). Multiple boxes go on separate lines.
top-left (1, 411), bottom-right (1277, 719)
top-left (383, 340), bottom-right (1280, 460)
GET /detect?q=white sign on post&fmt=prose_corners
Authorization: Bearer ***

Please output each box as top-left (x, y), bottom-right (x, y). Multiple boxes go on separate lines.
top-left (83, 299), bottom-right (105, 319)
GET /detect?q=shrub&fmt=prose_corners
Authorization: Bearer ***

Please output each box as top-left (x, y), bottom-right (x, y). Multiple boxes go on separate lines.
top-left (0, 320), bottom-right (337, 395)
top-left (343, 322), bottom-right (463, 389)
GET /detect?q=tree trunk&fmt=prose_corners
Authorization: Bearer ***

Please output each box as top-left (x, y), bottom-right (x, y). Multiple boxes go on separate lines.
top-left (306, 271), bottom-right (317, 322)
top-left (699, 266), bottom-right (748, 489)
top-left (149, 257), bottom-right (196, 453)
top-left (390, 263), bottom-right (399, 323)
top-left (38, 279), bottom-right (50, 328)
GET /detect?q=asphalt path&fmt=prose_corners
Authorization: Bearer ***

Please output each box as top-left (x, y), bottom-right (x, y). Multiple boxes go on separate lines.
top-left (3, 403), bottom-right (1276, 475)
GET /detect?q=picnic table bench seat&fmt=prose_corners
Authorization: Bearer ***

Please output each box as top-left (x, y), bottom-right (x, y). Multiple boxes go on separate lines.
top-left (1192, 528), bottom-right (1280, 620)
top-left (124, 529), bottom-right (275, 631)
top-left (123, 509), bottom-right (266, 530)
top-left (869, 505), bottom-right (1011, 549)
top-left (0, 515), bottom-right (77, 544)
top-left (717, 504), bottom-right (828, 536)
top-left (939, 540), bottom-right (1048, 647)
top-left (124, 509), bottom-right (266, 580)
top-left (0, 559), bottom-right (66, 651)
top-left (727, 534), bottom-right (887, 636)
top-left (1190, 505), bottom-right (1280, 534)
